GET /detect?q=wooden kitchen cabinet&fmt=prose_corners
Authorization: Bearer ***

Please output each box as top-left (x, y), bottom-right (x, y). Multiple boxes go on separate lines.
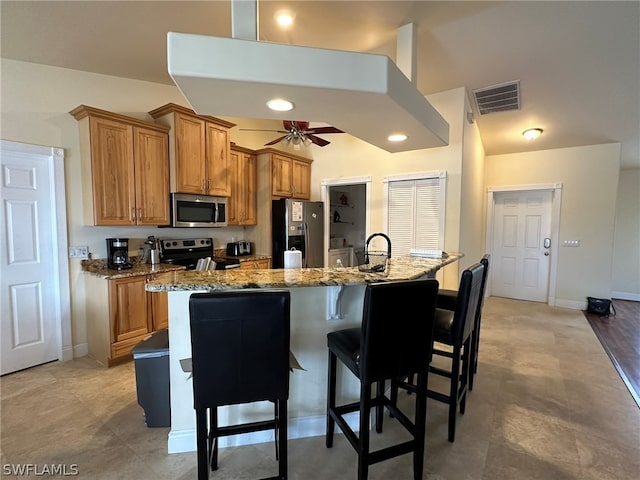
top-left (85, 272), bottom-right (169, 367)
top-left (228, 144), bottom-right (257, 225)
top-left (256, 148), bottom-right (313, 200)
top-left (70, 105), bottom-right (171, 226)
top-left (149, 103), bottom-right (236, 196)
top-left (239, 258), bottom-right (272, 270)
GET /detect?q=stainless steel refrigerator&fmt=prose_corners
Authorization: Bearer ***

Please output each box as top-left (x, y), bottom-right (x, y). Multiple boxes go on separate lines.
top-left (272, 199), bottom-right (324, 268)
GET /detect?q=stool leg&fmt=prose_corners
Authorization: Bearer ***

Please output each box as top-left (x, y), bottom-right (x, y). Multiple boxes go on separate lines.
top-left (448, 346), bottom-right (460, 443)
top-left (278, 399), bottom-right (288, 480)
top-left (358, 382), bottom-right (372, 480)
top-left (196, 408), bottom-right (209, 480)
top-left (209, 408), bottom-right (219, 471)
top-left (460, 338), bottom-right (470, 415)
top-left (375, 380), bottom-right (384, 433)
top-left (274, 402), bottom-right (279, 461)
top-left (326, 350), bottom-right (337, 448)
top-left (469, 328), bottom-right (478, 391)
top-left (413, 372), bottom-right (427, 480)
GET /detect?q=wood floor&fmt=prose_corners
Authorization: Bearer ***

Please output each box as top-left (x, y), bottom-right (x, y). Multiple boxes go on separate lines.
top-left (584, 298), bottom-right (640, 408)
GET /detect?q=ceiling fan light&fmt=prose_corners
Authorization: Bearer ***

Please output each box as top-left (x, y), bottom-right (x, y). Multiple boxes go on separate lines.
top-left (523, 128), bottom-right (543, 140)
top-left (388, 133), bottom-right (408, 142)
top-left (266, 98), bottom-right (294, 112)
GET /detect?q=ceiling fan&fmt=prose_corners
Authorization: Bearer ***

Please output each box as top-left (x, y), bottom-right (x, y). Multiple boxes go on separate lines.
top-left (242, 120), bottom-right (344, 148)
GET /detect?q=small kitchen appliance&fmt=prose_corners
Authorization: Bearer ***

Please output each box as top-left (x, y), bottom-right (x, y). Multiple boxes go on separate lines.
top-left (226, 240), bottom-right (252, 256)
top-left (106, 238), bottom-right (132, 270)
top-left (159, 238), bottom-right (240, 270)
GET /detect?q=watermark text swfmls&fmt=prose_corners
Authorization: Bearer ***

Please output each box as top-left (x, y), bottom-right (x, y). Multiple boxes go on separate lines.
top-left (2, 464), bottom-right (79, 476)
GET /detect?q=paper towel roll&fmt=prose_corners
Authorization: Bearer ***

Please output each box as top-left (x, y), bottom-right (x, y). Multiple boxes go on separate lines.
top-left (284, 249), bottom-right (302, 269)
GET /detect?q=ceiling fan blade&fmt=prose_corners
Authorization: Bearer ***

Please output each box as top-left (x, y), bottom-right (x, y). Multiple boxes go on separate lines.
top-left (307, 134), bottom-right (330, 147)
top-left (307, 126), bottom-right (344, 134)
top-left (291, 121), bottom-right (310, 130)
top-left (264, 135), bottom-right (287, 146)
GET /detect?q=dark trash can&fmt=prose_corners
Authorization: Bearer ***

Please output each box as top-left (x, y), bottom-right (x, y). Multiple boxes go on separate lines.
top-left (132, 329), bottom-right (170, 427)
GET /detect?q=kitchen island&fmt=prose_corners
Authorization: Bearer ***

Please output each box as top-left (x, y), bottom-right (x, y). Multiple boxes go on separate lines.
top-left (146, 253), bottom-right (462, 454)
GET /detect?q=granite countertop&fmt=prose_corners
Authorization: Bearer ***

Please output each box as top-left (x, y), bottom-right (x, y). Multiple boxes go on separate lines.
top-left (81, 258), bottom-right (185, 279)
top-left (224, 253), bottom-right (272, 263)
top-left (145, 253), bottom-right (463, 292)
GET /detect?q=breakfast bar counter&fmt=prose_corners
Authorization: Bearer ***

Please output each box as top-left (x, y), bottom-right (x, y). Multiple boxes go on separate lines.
top-left (147, 253), bottom-right (462, 454)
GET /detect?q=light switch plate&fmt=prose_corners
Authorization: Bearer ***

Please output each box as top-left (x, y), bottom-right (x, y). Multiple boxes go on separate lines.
top-left (69, 245), bottom-right (90, 259)
top-left (562, 240), bottom-right (581, 247)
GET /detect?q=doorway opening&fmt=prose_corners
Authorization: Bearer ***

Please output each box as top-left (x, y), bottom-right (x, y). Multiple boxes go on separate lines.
top-left (321, 177), bottom-right (371, 267)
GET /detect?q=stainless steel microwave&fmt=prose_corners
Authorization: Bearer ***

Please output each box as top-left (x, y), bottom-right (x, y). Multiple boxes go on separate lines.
top-left (170, 193), bottom-right (227, 227)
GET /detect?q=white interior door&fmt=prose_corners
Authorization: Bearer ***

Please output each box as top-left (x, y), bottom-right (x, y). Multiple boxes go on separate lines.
top-left (491, 190), bottom-right (552, 302)
top-left (1, 141), bottom-right (67, 375)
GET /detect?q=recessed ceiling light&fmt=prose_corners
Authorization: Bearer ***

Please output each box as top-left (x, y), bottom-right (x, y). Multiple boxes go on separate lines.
top-left (523, 128), bottom-right (543, 140)
top-left (266, 98), bottom-right (294, 112)
top-left (274, 10), bottom-right (295, 27)
top-left (388, 133), bottom-right (408, 142)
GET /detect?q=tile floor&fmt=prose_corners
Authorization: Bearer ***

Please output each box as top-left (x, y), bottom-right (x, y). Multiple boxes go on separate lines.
top-left (1, 297), bottom-right (639, 479)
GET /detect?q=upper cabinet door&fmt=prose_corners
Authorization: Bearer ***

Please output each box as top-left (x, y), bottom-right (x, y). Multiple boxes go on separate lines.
top-left (291, 158), bottom-right (311, 199)
top-left (134, 126), bottom-right (170, 225)
top-left (272, 153), bottom-right (293, 197)
top-left (89, 116), bottom-right (136, 225)
top-left (175, 113), bottom-right (206, 194)
top-left (205, 122), bottom-right (231, 196)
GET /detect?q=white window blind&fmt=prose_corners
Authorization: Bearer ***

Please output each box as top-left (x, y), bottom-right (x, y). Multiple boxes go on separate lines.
top-left (385, 172), bottom-right (446, 256)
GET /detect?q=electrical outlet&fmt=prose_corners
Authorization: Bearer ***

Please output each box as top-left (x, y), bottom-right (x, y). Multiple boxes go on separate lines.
top-left (562, 240), bottom-right (581, 247)
top-left (68, 245), bottom-right (90, 259)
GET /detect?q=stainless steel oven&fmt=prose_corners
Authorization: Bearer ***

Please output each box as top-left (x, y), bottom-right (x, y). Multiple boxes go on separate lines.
top-left (170, 193), bottom-right (227, 227)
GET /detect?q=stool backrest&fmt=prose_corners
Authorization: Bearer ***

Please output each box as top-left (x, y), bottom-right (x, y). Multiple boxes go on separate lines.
top-left (453, 262), bottom-right (485, 343)
top-left (477, 254), bottom-right (490, 320)
top-left (189, 290), bottom-right (291, 409)
top-left (360, 279), bottom-right (439, 383)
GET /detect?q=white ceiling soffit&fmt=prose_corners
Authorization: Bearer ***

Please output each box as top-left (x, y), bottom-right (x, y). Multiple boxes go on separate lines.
top-left (167, 32), bottom-right (449, 153)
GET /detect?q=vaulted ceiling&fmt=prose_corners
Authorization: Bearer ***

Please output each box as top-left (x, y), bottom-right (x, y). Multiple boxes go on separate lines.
top-left (1, 1), bottom-right (639, 167)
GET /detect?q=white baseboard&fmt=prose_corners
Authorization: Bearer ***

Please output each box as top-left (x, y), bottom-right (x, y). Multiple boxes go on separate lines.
top-left (73, 343), bottom-right (88, 359)
top-left (61, 345), bottom-right (74, 362)
top-left (168, 412), bottom-right (360, 454)
top-left (554, 299), bottom-right (586, 310)
top-left (612, 291), bottom-right (640, 301)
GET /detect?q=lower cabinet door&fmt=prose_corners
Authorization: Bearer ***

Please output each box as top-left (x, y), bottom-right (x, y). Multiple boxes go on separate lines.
top-left (109, 276), bottom-right (152, 347)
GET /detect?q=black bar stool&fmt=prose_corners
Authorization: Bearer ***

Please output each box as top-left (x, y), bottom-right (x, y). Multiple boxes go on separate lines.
top-left (392, 262), bottom-right (485, 442)
top-left (436, 254), bottom-right (490, 390)
top-left (325, 279), bottom-right (439, 480)
top-left (189, 290), bottom-right (291, 480)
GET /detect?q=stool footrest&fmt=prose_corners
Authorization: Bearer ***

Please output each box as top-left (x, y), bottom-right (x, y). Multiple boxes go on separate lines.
top-left (214, 419), bottom-right (277, 438)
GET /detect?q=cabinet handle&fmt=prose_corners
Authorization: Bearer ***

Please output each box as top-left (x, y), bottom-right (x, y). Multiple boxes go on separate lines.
top-left (130, 208), bottom-right (135, 221)
top-left (137, 208), bottom-right (142, 220)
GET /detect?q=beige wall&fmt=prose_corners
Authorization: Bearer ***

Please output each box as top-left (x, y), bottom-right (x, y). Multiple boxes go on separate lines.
top-left (612, 168), bottom-right (640, 299)
top-left (485, 144), bottom-right (621, 307)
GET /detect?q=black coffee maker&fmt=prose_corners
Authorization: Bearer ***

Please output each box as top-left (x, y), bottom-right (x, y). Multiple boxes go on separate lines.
top-left (106, 238), bottom-right (132, 270)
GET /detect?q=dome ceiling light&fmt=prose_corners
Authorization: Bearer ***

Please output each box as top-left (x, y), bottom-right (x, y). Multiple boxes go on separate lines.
top-left (523, 128), bottom-right (543, 140)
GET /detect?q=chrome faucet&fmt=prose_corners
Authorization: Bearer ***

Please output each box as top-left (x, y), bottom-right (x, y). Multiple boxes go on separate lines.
top-left (365, 233), bottom-right (392, 259)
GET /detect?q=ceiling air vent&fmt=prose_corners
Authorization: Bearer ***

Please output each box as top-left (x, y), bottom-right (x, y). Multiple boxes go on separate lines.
top-left (472, 80), bottom-right (520, 115)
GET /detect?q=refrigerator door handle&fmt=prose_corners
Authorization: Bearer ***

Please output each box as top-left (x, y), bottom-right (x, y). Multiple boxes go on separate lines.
top-left (303, 223), bottom-right (309, 268)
